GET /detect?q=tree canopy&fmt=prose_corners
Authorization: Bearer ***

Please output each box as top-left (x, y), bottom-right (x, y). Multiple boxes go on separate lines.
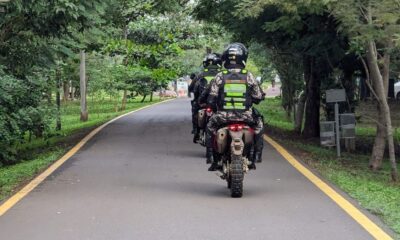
top-left (0, 0), bottom-right (225, 164)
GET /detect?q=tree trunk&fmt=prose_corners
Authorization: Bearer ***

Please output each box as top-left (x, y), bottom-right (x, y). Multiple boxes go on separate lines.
top-left (342, 69), bottom-right (355, 112)
top-left (70, 87), bottom-right (75, 101)
top-left (121, 89), bottom-right (128, 111)
top-left (294, 93), bottom-right (306, 134)
top-left (80, 50), bottom-right (88, 121)
top-left (302, 56), bottom-right (321, 138)
top-left (369, 105), bottom-right (386, 170)
top-left (141, 95), bottom-right (147, 103)
top-left (63, 81), bottom-right (69, 103)
top-left (150, 91), bottom-right (153, 102)
top-left (56, 69), bottom-right (61, 131)
top-left (366, 41), bottom-right (398, 181)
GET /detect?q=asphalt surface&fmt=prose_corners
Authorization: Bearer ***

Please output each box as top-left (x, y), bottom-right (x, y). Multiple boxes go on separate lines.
top-left (0, 98), bottom-right (388, 239)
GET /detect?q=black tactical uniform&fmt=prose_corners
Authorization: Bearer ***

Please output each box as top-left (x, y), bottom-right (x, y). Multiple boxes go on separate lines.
top-left (189, 73), bottom-right (198, 134)
top-left (191, 54), bottom-right (222, 142)
top-left (206, 43), bottom-right (265, 171)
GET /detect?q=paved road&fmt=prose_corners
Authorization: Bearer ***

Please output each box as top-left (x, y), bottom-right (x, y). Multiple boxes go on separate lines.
top-left (0, 98), bottom-right (388, 239)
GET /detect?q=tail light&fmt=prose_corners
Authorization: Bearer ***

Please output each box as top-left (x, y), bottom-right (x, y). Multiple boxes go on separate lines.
top-left (206, 107), bottom-right (212, 113)
top-left (228, 124), bottom-right (245, 131)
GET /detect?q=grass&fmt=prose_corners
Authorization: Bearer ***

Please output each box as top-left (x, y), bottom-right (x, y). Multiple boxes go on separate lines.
top-left (284, 141), bottom-right (400, 237)
top-left (0, 149), bottom-right (65, 200)
top-left (16, 96), bottom-right (165, 156)
top-left (256, 98), bottom-right (295, 131)
top-left (256, 98), bottom-right (400, 139)
top-left (0, 96), bottom-right (167, 201)
top-left (258, 97), bottom-right (400, 238)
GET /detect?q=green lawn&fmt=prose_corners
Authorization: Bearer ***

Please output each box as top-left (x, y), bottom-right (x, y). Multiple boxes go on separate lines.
top-left (256, 98), bottom-right (295, 131)
top-left (0, 96), bottom-right (168, 201)
top-left (257, 98), bottom-right (400, 139)
top-left (257, 98), bottom-right (400, 237)
top-left (283, 140), bottom-right (400, 237)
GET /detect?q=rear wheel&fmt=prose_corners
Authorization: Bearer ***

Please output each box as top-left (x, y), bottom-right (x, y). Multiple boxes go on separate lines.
top-left (230, 154), bottom-right (244, 198)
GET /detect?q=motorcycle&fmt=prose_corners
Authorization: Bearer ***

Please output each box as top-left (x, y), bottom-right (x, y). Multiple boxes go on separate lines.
top-left (213, 122), bottom-right (255, 198)
top-left (196, 106), bottom-right (213, 146)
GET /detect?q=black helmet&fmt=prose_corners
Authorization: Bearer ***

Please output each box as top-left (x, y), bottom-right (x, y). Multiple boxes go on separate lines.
top-left (222, 43), bottom-right (248, 69)
top-left (203, 53), bottom-right (222, 68)
top-left (190, 73), bottom-right (196, 80)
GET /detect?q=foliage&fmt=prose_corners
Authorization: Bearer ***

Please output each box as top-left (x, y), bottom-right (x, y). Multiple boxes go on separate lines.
top-left (0, 0), bottom-right (227, 165)
top-left (328, 0), bottom-right (400, 178)
top-left (0, 67), bottom-right (53, 165)
top-left (328, 0), bottom-right (400, 47)
top-left (0, 0), bottom-right (107, 164)
top-left (247, 42), bottom-right (275, 82)
top-left (194, 0), bottom-right (346, 136)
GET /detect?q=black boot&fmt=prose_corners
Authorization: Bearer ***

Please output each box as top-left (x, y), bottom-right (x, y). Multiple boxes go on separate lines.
top-left (255, 151), bottom-right (263, 163)
top-left (193, 130), bottom-right (200, 143)
top-left (248, 161), bottom-right (256, 170)
top-left (208, 152), bottom-right (222, 171)
top-left (205, 129), bottom-right (215, 165)
top-left (254, 132), bottom-right (264, 163)
top-left (191, 123), bottom-right (197, 134)
top-left (249, 151), bottom-right (261, 169)
top-left (208, 160), bottom-right (219, 171)
top-left (249, 152), bottom-right (261, 170)
top-left (206, 147), bottom-right (213, 164)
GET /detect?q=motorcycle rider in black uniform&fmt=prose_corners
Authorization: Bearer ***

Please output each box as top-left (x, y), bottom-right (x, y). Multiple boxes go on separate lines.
top-left (206, 43), bottom-right (265, 171)
top-left (188, 73), bottom-right (198, 134)
top-left (192, 53), bottom-right (222, 143)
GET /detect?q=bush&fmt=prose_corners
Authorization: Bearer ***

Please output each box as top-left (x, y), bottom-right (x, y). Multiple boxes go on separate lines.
top-left (0, 68), bottom-right (51, 165)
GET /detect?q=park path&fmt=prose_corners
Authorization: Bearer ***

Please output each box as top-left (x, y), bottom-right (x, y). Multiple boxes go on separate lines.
top-left (0, 98), bottom-right (391, 240)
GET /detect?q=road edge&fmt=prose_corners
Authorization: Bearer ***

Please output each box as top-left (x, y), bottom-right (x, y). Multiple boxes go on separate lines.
top-left (263, 134), bottom-right (393, 240)
top-left (0, 98), bottom-right (175, 217)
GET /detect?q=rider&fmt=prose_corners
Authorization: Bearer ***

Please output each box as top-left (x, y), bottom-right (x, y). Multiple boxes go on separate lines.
top-left (192, 53), bottom-right (222, 143)
top-left (206, 43), bottom-right (265, 171)
top-left (197, 54), bottom-right (222, 110)
top-left (252, 76), bottom-right (266, 163)
top-left (188, 73), bottom-right (197, 97)
top-left (188, 73), bottom-right (198, 134)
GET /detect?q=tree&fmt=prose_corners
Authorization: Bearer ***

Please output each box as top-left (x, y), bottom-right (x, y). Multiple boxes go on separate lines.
top-left (0, 67), bottom-right (52, 164)
top-left (195, 0), bottom-right (349, 137)
top-left (105, 8), bottom-right (224, 104)
top-left (329, 0), bottom-right (399, 180)
top-left (0, 0), bottom-right (105, 164)
top-left (0, 0), bottom-right (226, 165)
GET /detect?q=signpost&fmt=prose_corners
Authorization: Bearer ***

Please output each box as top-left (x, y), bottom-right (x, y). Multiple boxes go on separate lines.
top-left (325, 89), bottom-right (347, 157)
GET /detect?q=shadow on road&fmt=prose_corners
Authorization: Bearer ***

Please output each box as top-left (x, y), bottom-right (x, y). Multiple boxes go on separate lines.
top-left (133, 177), bottom-right (266, 199)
